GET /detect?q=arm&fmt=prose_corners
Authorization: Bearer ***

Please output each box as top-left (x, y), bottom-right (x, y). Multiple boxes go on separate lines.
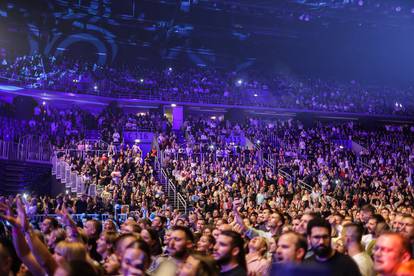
top-left (16, 198), bottom-right (58, 275)
top-left (232, 200), bottom-right (271, 239)
top-left (0, 202), bottom-right (45, 276)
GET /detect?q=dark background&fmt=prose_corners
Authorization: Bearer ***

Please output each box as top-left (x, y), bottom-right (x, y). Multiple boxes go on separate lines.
top-left (1, 0), bottom-right (414, 85)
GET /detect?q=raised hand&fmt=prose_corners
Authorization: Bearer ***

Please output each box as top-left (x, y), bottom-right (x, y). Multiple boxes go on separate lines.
top-left (0, 200), bottom-right (21, 228)
top-left (16, 197), bottom-right (30, 232)
top-left (56, 204), bottom-right (73, 227)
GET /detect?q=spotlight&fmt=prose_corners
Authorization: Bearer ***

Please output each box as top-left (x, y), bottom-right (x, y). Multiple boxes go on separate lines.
top-left (339, 145), bottom-right (344, 149)
top-left (256, 140), bottom-right (261, 144)
top-left (358, 0), bottom-right (364, 6)
top-left (134, 139), bottom-right (141, 143)
top-left (211, 116), bottom-right (216, 120)
top-left (209, 145), bottom-right (214, 150)
top-left (42, 101), bottom-right (46, 106)
top-left (94, 85), bottom-right (98, 90)
top-left (23, 193), bottom-right (28, 199)
top-left (171, 103), bottom-right (177, 107)
top-left (254, 94), bottom-right (258, 97)
top-left (140, 79), bottom-right (144, 83)
top-left (168, 67), bottom-right (173, 72)
top-left (236, 79), bottom-right (243, 86)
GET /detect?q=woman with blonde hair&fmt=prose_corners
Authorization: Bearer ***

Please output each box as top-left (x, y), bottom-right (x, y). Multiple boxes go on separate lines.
top-left (53, 241), bottom-right (87, 267)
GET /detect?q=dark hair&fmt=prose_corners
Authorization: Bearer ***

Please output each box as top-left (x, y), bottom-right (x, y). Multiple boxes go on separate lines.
top-left (306, 218), bottom-right (331, 237)
top-left (371, 214), bottom-right (385, 224)
top-left (44, 217), bottom-right (59, 229)
top-left (60, 260), bottom-right (98, 276)
top-left (143, 228), bottom-right (163, 256)
top-left (361, 204), bottom-right (375, 215)
top-left (220, 230), bottom-right (247, 271)
top-left (344, 223), bottom-right (364, 242)
top-left (126, 240), bottom-right (152, 270)
top-left (281, 231), bottom-right (307, 258)
top-left (101, 231), bottom-right (119, 254)
top-left (190, 254), bottom-right (219, 276)
top-left (114, 233), bottom-right (139, 254)
top-left (88, 219), bottom-right (102, 237)
top-left (172, 226), bottom-right (195, 244)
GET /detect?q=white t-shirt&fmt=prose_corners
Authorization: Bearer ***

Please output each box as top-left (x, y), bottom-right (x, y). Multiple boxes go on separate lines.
top-left (352, 252), bottom-right (375, 276)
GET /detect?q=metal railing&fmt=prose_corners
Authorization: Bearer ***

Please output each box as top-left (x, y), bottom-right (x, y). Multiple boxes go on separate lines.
top-left (0, 137), bottom-right (52, 162)
top-left (32, 213), bottom-right (129, 224)
top-left (52, 156), bottom-right (93, 196)
top-left (160, 168), bottom-right (187, 213)
top-left (297, 179), bottom-right (313, 192)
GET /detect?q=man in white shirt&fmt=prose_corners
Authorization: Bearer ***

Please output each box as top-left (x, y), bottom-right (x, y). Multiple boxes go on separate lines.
top-left (344, 223), bottom-right (375, 276)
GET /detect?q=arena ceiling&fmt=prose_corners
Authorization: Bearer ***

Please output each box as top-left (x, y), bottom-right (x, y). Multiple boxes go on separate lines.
top-left (1, 0), bottom-right (414, 83)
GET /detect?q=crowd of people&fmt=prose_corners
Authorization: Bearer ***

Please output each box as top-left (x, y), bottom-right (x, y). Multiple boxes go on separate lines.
top-left (0, 101), bottom-right (413, 275)
top-left (1, 54), bottom-right (413, 115)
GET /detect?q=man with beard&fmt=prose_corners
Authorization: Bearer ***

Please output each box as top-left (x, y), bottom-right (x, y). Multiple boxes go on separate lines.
top-left (155, 226), bottom-right (194, 276)
top-left (362, 214), bottom-right (385, 250)
top-left (213, 230), bottom-right (247, 276)
top-left (400, 215), bottom-right (414, 257)
top-left (304, 218), bottom-right (362, 276)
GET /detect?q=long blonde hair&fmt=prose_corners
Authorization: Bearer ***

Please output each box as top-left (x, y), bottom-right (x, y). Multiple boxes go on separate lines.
top-left (54, 241), bottom-right (87, 261)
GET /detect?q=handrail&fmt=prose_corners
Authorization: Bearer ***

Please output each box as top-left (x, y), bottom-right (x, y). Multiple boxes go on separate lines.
top-left (0, 138), bottom-right (52, 162)
top-left (32, 212), bottom-right (129, 223)
top-left (161, 168), bottom-right (187, 213)
top-left (297, 179), bottom-right (312, 192)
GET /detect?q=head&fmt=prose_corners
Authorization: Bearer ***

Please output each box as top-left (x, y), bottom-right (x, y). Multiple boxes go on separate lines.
top-left (400, 215), bottom-right (414, 242)
top-left (298, 212), bottom-right (318, 236)
top-left (84, 219), bottom-right (102, 239)
top-left (196, 219), bottom-right (206, 232)
top-left (140, 228), bottom-right (162, 256)
top-left (268, 212), bottom-right (285, 229)
top-left (307, 218), bottom-right (332, 259)
top-left (197, 235), bottom-right (215, 255)
top-left (168, 226), bottom-right (194, 260)
top-left (248, 236), bottom-right (268, 257)
top-left (121, 240), bottom-right (151, 276)
top-left (213, 230), bottom-right (246, 270)
top-left (41, 217), bottom-right (58, 235)
top-left (103, 220), bottom-right (118, 232)
top-left (367, 214), bottom-right (385, 235)
top-left (152, 216), bottom-right (165, 230)
top-left (276, 231), bottom-right (307, 264)
top-left (48, 228), bottom-right (67, 251)
top-left (178, 254), bottom-right (219, 276)
top-left (361, 204), bottom-right (375, 224)
top-left (121, 221), bottom-right (141, 234)
top-left (373, 233), bottom-right (412, 275)
top-left (115, 233), bottom-right (139, 261)
top-left (96, 231), bottom-right (118, 257)
top-left (53, 241), bottom-right (87, 267)
top-left (343, 223), bottom-right (364, 249)
top-left (292, 217), bottom-right (301, 233)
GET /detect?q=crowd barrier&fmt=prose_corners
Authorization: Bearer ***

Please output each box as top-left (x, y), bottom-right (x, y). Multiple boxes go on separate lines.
top-left (32, 213), bottom-right (130, 224)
